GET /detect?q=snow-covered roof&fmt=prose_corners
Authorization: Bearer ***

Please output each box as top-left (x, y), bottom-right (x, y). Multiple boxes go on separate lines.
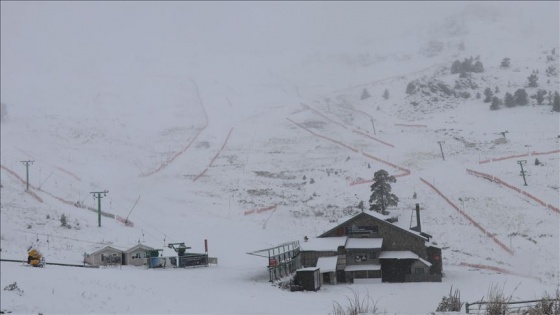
top-left (345, 264), bottom-right (381, 272)
top-left (300, 237), bottom-right (347, 252)
top-left (417, 257), bottom-right (432, 267)
top-left (379, 251), bottom-right (419, 260)
top-left (124, 243), bottom-right (155, 253)
top-left (318, 212), bottom-right (429, 241)
top-left (425, 242), bottom-right (442, 249)
top-left (297, 267), bottom-right (319, 272)
top-left (87, 245), bottom-right (126, 255)
top-left (345, 237), bottom-right (383, 249)
top-left (316, 256), bottom-right (338, 273)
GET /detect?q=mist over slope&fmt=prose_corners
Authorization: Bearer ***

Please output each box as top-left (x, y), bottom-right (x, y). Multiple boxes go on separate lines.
top-left (1, 2), bottom-right (559, 314)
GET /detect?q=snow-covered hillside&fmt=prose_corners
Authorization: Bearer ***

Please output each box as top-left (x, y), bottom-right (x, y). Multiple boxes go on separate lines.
top-left (1, 2), bottom-right (558, 314)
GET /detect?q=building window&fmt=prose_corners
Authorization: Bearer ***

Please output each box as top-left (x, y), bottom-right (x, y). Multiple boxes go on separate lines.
top-left (354, 253), bottom-right (367, 262)
top-left (370, 252), bottom-right (377, 259)
top-left (132, 252), bottom-right (142, 259)
top-left (415, 267), bottom-right (425, 275)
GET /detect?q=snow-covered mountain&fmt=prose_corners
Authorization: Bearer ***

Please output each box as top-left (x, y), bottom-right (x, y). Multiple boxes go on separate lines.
top-left (1, 2), bottom-right (558, 314)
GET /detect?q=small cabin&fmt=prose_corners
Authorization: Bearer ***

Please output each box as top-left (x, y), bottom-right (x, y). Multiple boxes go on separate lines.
top-left (84, 246), bottom-right (123, 266)
top-left (123, 244), bottom-right (155, 266)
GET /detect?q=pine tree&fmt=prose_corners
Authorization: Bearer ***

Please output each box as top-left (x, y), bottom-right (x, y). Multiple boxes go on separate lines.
top-left (462, 57), bottom-right (474, 72)
top-left (500, 57), bottom-right (510, 68)
top-left (553, 91), bottom-right (560, 112)
top-left (527, 73), bottom-right (539, 88)
top-left (490, 96), bottom-right (501, 110)
top-left (514, 88), bottom-right (528, 105)
top-left (483, 87), bottom-right (493, 103)
top-left (504, 92), bottom-right (516, 108)
top-left (383, 89), bottom-right (390, 100)
top-left (535, 89), bottom-right (547, 105)
top-left (406, 82), bottom-right (416, 95)
top-left (361, 88), bottom-right (371, 100)
top-left (369, 169), bottom-right (399, 215)
top-left (451, 60), bottom-right (462, 74)
top-left (60, 214), bottom-right (68, 227)
top-left (473, 60), bottom-right (484, 73)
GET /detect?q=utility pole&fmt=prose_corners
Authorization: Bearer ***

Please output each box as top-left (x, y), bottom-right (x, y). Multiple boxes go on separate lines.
top-left (370, 118), bottom-right (377, 135)
top-left (437, 141), bottom-right (445, 161)
top-left (91, 190), bottom-right (108, 227)
top-left (517, 160), bottom-right (528, 186)
top-left (20, 160), bottom-right (34, 190)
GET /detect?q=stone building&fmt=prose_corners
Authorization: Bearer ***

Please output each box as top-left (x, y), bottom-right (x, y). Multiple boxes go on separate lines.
top-left (300, 205), bottom-right (442, 283)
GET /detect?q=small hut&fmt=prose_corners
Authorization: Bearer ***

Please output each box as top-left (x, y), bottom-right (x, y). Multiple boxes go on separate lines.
top-left (295, 267), bottom-right (321, 291)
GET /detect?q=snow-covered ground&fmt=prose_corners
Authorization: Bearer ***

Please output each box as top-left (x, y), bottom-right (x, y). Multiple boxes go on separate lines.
top-left (1, 2), bottom-right (559, 314)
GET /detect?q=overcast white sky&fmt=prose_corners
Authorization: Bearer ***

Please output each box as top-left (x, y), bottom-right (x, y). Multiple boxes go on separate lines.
top-left (2, 1), bottom-right (557, 62)
top-left (1, 1), bottom-right (558, 106)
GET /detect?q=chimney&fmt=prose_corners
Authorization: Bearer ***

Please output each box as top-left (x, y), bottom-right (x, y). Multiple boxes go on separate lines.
top-left (411, 203), bottom-right (422, 233)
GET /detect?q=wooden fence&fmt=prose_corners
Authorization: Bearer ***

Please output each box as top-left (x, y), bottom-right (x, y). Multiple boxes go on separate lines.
top-left (465, 298), bottom-right (560, 314)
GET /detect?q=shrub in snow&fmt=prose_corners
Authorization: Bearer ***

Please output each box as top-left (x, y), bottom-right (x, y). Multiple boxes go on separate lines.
top-left (501, 57), bottom-right (511, 68)
top-left (361, 88), bottom-right (371, 100)
top-left (484, 284), bottom-right (512, 315)
top-left (4, 282), bottom-right (24, 296)
top-left (484, 87), bottom-right (494, 103)
top-left (504, 92), bottom-right (516, 108)
top-left (514, 89), bottom-right (529, 106)
top-left (383, 89), bottom-right (390, 100)
top-left (332, 288), bottom-right (379, 315)
top-left (490, 97), bottom-right (502, 110)
top-left (274, 275), bottom-right (295, 291)
top-left (60, 214), bottom-right (69, 228)
top-left (527, 73), bottom-right (539, 88)
top-left (535, 158), bottom-right (541, 166)
top-left (435, 286), bottom-right (463, 312)
top-left (533, 89), bottom-right (547, 105)
top-left (553, 91), bottom-right (560, 112)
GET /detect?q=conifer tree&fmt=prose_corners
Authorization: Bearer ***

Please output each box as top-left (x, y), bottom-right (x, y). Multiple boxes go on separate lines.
top-left (514, 88), bottom-right (528, 105)
top-left (361, 88), bottom-right (371, 100)
top-left (473, 60), bottom-right (484, 73)
top-left (483, 87), bottom-right (493, 103)
top-left (369, 169), bottom-right (399, 215)
top-left (500, 57), bottom-right (510, 68)
top-left (504, 92), bottom-right (516, 108)
top-left (527, 73), bottom-right (539, 88)
top-left (534, 89), bottom-right (547, 105)
top-left (553, 91), bottom-right (560, 112)
top-left (383, 89), bottom-right (390, 100)
top-left (451, 60), bottom-right (462, 74)
top-left (406, 82), bottom-right (416, 95)
top-left (490, 96), bottom-right (501, 110)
